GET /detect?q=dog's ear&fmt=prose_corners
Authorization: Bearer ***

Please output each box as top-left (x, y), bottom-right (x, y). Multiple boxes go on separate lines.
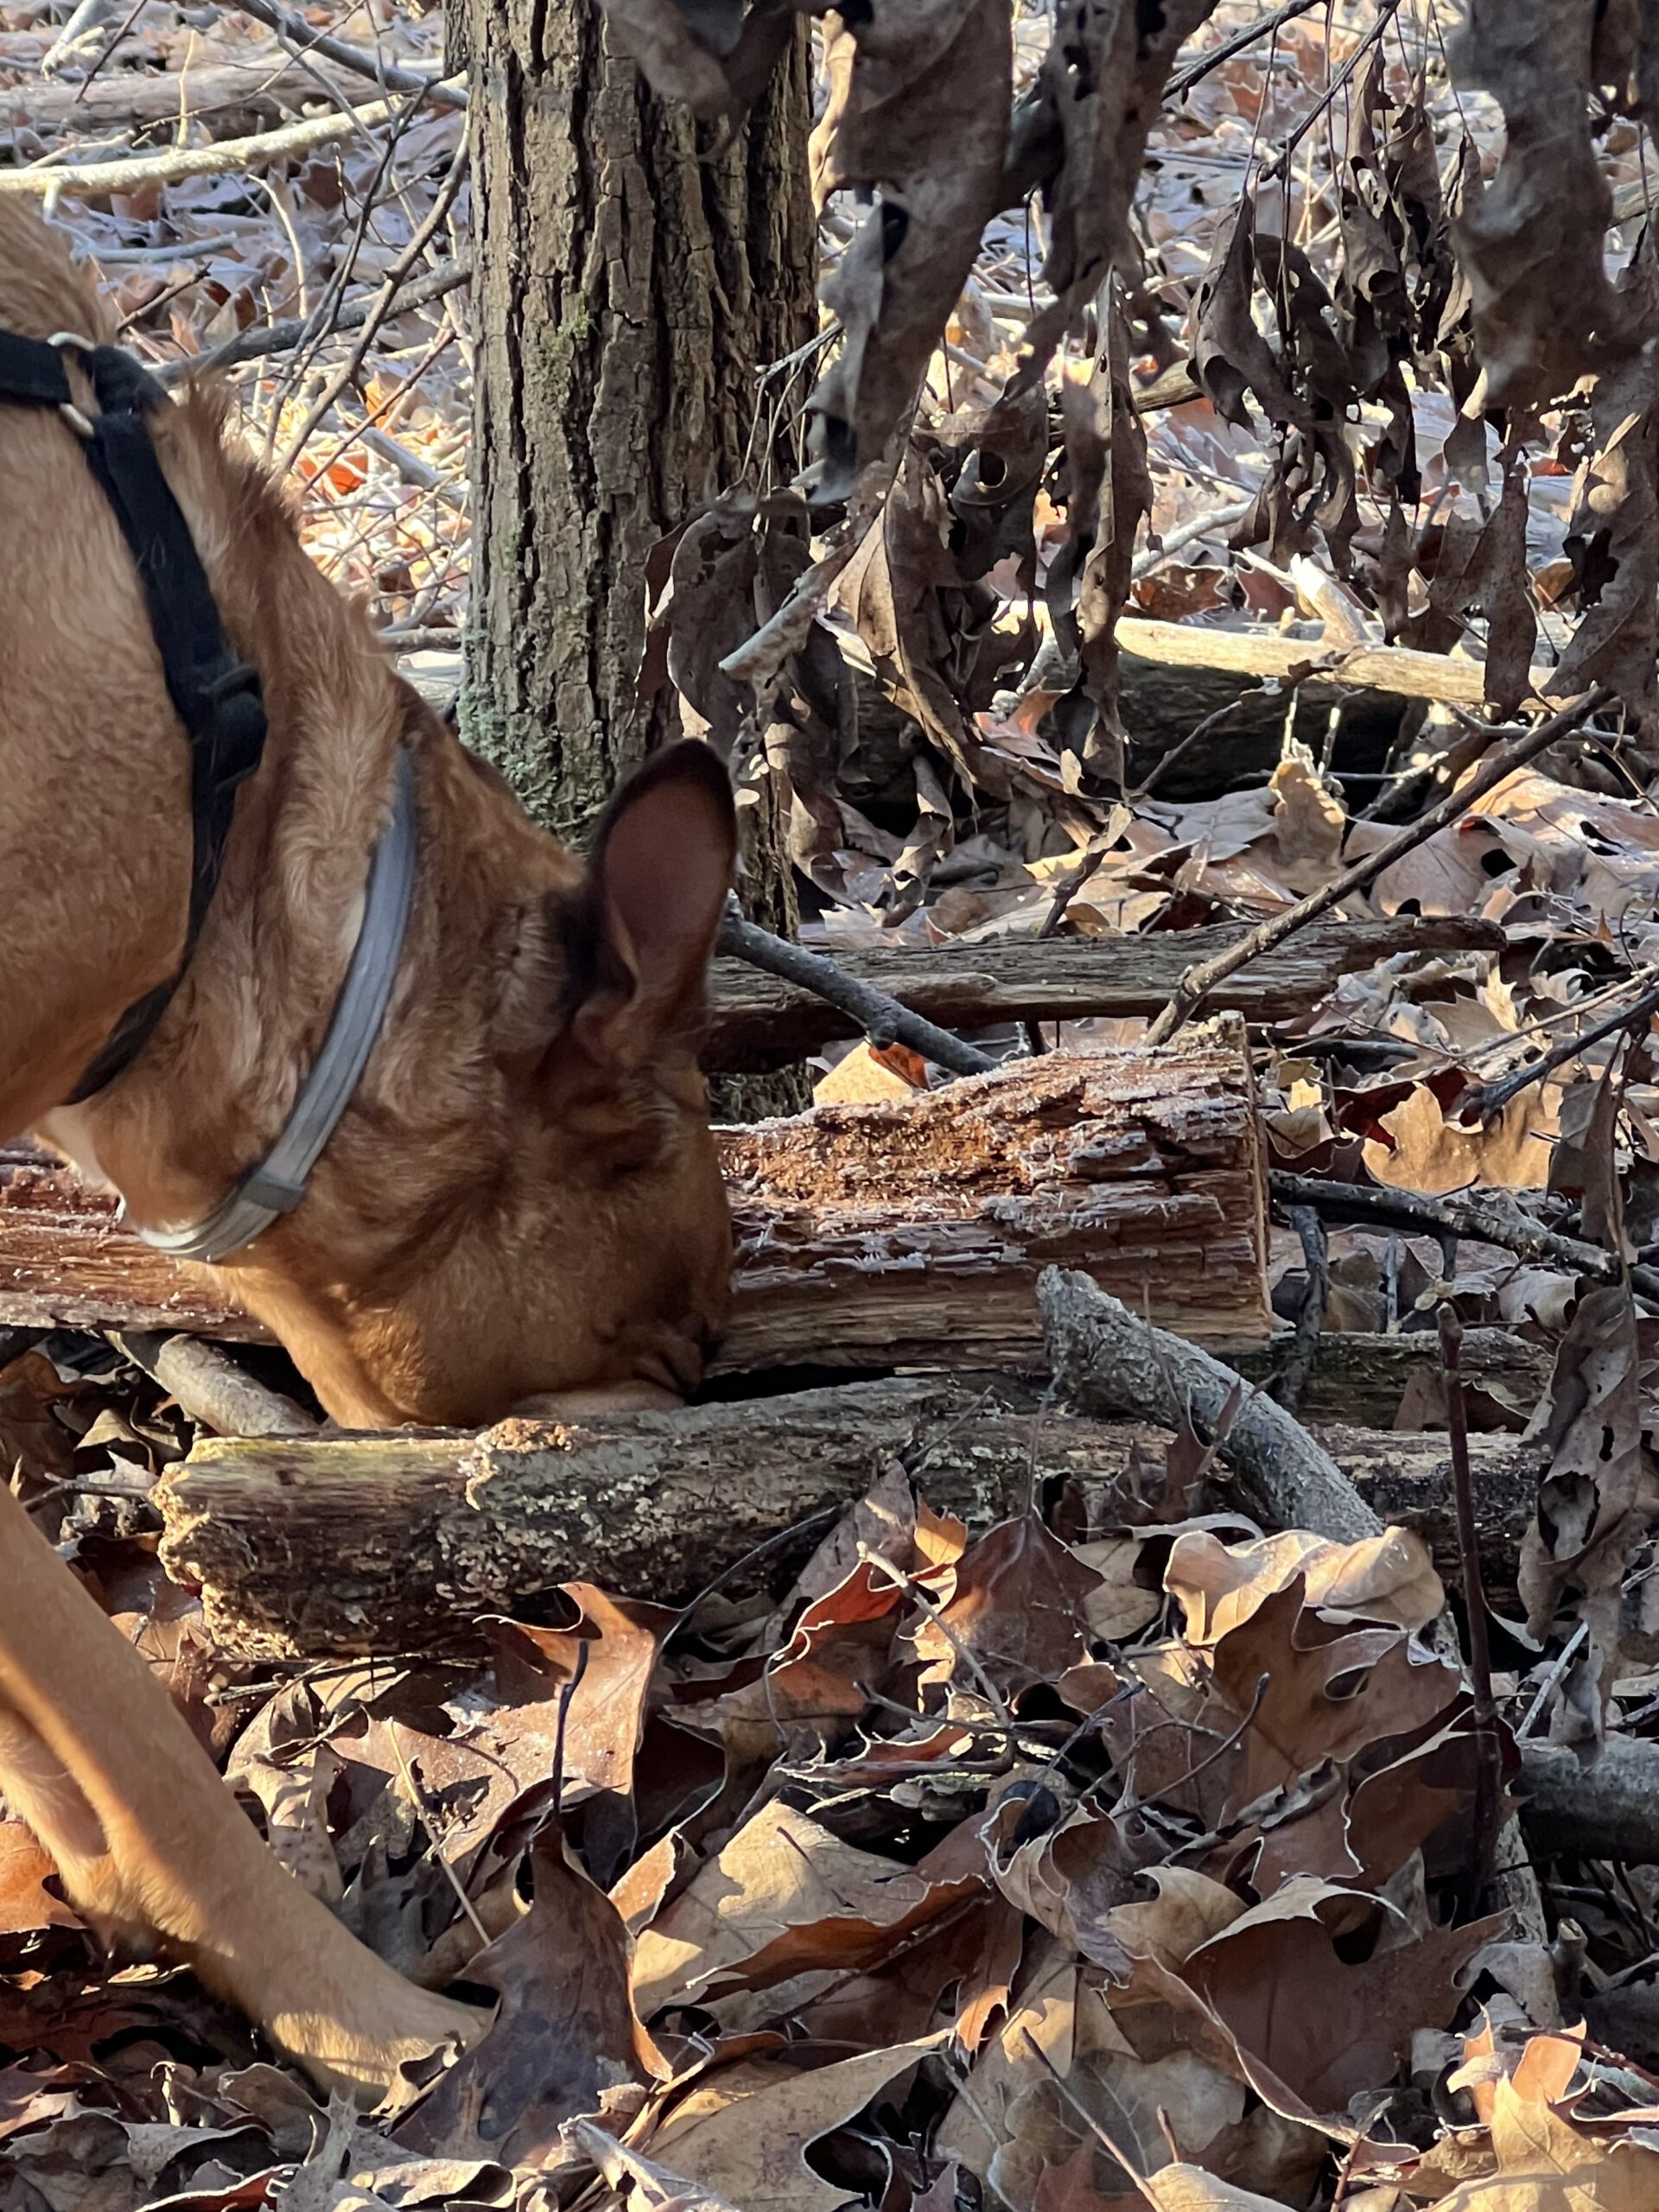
top-left (562, 743), bottom-right (737, 1071)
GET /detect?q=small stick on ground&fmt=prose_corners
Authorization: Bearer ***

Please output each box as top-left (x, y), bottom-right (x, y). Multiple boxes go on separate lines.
top-left (1271, 1170), bottom-right (1659, 1305)
top-left (716, 902), bottom-right (997, 1082)
top-left (112, 1332), bottom-right (315, 1437)
top-left (1466, 971), bottom-right (1659, 1120)
top-left (1146, 688), bottom-right (1609, 1046)
top-left (1271, 1205), bottom-right (1328, 1416)
top-left (0, 91), bottom-right (458, 199)
top-left (1037, 1267), bottom-right (1382, 1543)
top-left (1440, 1304), bottom-right (1501, 1901)
top-left (227, 0), bottom-right (467, 108)
top-left (159, 255), bottom-right (471, 385)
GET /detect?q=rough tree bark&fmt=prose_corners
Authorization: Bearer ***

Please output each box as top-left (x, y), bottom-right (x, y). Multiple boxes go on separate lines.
top-left (460, 0), bottom-right (813, 943)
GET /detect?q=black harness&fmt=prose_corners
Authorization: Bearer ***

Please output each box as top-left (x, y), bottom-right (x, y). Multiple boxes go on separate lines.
top-left (0, 327), bottom-right (268, 1102)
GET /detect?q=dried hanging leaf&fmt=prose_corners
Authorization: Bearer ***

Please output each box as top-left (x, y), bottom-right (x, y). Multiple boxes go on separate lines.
top-left (1011, 0), bottom-right (1222, 386)
top-left (1045, 308), bottom-right (1154, 778)
top-left (1416, 452), bottom-right (1538, 715)
top-left (595, 0), bottom-right (802, 118)
top-left (1448, 0), bottom-right (1628, 406)
top-left (1517, 1056), bottom-right (1644, 1712)
top-left (1545, 248), bottom-right (1659, 730)
top-left (810, 0), bottom-right (1013, 492)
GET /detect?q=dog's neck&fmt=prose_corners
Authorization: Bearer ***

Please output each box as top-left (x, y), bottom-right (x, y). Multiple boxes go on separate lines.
top-left (37, 448), bottom-right (580, 1326)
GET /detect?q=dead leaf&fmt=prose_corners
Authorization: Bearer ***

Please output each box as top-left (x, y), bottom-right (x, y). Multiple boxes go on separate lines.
top-left (395, 1830), bottom-right (658, 2166)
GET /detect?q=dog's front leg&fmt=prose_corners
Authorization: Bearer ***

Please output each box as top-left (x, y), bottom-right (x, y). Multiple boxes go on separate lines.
top-left (0, 1482), bottom-right (482, 2101)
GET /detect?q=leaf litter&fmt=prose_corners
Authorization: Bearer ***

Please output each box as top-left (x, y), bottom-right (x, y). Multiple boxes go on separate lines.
top-left (15, 0), bottom-right (1659, 2206)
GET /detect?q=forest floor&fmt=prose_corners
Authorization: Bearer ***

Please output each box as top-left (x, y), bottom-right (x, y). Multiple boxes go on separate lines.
top-left (8, 4), bottom-right (1659, 2209)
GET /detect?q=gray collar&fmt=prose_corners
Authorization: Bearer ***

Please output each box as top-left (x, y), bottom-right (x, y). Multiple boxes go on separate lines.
top-left (135, 745), bottom-right (420, 1266)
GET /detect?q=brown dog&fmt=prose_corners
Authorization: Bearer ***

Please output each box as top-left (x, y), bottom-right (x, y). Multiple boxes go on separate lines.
top-left (0, 202), bottom-right (736, 2094)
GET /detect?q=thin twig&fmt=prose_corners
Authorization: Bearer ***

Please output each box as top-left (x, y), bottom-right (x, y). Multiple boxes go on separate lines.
top-left (1271, 1205), bottom-right (1328, 1416)
top-left (226, 0), bottom-right (466, 110)
top-left (0, 90), bottom-right (457, 198)
top-left (276, 134), bottom-right (470, 475)
top-left (155, 253), bottom-right (472, 385)
top-left (1466, 972), bottom-right (1659, 1119)
top-left (1270, 1170), bottom-right (1659, 1305)
top-left (1166, 0), bottom-right (1329, 99)
top-left (717, 902), bottom-right (996, 1081)
top-left (1145, 688), bottom-right (1610, 1046)
top-left (1518, 1620), bottom-right (1589, 1739)
top-left (1440, 1305), bottom-right (1501, 1903)
top-left (865, 1550), bottom-right (1014, 1734)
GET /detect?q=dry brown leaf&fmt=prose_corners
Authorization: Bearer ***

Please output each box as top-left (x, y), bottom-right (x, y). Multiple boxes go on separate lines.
top-left (1164, 1527), bottom-right (1445, 1643)
top-left (910, 1511), bottom-right (1103, 1700)
top-left (810, 0), bottom-right (1013, 491)
top-left (646, 2034), bottom-right (943, 2212)
top-left (1449, 3), bottom-right (1627, 407)
top-left (1362, 1081), bottom-right (1559, 1195)
top-left (631, 1798), bottom-right (981, 2014)
top-left (395, 1830), bottom-right (660, 2165)
top-left (813, 1039), bottom-right (930, 1104)
top-left (1435, 2071), bottom-right (1659, 2209)
top-left (0, 1820), bottom-right (79, 1935)
top-left (1184, 1878), bottom-right (1505, 2120)
top-left (1518, 1057), bottom-right (1644, 1705)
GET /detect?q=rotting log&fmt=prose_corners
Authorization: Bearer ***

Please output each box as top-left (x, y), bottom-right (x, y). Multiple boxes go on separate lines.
top-left (704, 913), bottom-right (1503, 1071)
top-left (0, 1146), bottom-right (267, 1341)
top-left (1232, 1325), bottom-right (1550, 1428)
top-left (5, 60), bottom-right (371, 143)
top-left (1115, 616), bottom-right (1557, 711)
top-left (717, 1021), bottom-right (1270, 1370)
top-left (2, 1027), bottom-right (1273, 1363)
top-left (157, 1376), bottom-right (1541, 1656)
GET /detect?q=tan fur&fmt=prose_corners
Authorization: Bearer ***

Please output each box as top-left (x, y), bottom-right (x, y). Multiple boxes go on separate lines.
top-left (0, 203), bottom-right (737, 2095)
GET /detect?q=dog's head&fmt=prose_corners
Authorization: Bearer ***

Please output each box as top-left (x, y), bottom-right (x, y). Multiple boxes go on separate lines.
top-left (249, 741), bottom-right (740, 1428)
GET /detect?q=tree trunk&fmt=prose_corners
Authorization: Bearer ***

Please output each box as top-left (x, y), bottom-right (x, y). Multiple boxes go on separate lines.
top-left (461, 0), bottom-right (812, 959)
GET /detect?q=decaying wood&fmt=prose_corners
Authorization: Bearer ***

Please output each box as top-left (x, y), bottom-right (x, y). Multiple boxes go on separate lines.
top-left (112, 1333), bottom-right (316, 1439)
top-left (3, 1029), bottom-right (1273, 1363)
top-left (719, 1024), bottom-right (1270, 1369)
top-left (1116, 615), bottom-right (1558, 709)
top-left (6, 59), bottom-right (367, 140)
top-left (1515, 1738), bottom-right (1659, 1864)
top-left (1234, 1325), bottom-right (1550, 1427)
top-left (1039, 1266), bottom-right (1378, 1544)
top-left (0, 1146), bottom-right (266, 1340)
top-left (705, 913), bottom-right (1503, 1071)
top-left (160, 1377), bottom-right (1084, 1655)
top-left (158, 1374), bottom-right (1543, 1656)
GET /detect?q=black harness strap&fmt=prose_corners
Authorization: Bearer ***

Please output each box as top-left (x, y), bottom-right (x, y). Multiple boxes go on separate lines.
top-left (0, 327), bottom-right (268, 1102)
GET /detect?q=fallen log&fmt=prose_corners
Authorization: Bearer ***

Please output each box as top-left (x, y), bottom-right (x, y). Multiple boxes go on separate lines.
top-left (157, 1376), bottom-right (1541, 1656)
top-left (1115, 615), bottom-right (1557, 712)
top-left (3, 1027), bottom-right (1273, 1365)
top-left (3, 59), bottom-right (368, 144)
top-left (705, 913), bottom-right (1502, 1071)
top-left (0, 1145), bottom-right (264, 1340)
top-left (717, 1025), bottom-right (1269, 1369)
